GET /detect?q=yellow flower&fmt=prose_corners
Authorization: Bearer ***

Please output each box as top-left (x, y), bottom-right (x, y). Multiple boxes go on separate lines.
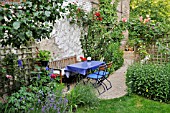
top-left (146, 89), bottom-right (148, 92)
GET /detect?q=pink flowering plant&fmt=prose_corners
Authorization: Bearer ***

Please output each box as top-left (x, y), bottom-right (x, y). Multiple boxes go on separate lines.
top-left (120, 15), bottom-right (167, 58)
top-left (121, 15), bottom-right (166, 43)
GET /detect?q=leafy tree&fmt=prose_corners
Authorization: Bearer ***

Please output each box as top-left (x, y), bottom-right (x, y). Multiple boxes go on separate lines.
top-left (0, 0), bottom-right (64, 48)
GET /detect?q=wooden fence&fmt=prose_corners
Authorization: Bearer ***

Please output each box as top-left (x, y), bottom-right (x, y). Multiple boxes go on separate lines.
top-left (0, 45), bottom-right (36, 96)
top-left (134, 34), bottom-right (170, 63)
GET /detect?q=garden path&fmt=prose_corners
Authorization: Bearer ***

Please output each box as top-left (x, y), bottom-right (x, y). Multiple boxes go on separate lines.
top-left (98, 51), bottom-right (135, 99)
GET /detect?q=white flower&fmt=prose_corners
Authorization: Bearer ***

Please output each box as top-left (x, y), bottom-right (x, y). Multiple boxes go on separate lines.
top-left (146, 15), bottom-right (150, 18)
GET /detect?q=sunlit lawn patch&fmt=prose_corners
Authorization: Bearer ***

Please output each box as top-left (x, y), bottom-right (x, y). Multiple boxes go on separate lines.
top-left (76, 95), bottom-right (170, 113)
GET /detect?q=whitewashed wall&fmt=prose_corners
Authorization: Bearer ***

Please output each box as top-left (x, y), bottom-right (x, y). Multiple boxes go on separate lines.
top-left (37, 0), bottom-right (130, 61)
top-left (37, 0), bottom-right (92, 61)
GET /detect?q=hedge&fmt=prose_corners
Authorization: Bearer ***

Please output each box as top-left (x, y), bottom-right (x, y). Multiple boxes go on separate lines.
top-left (126, 63), bottom-right (170, 102)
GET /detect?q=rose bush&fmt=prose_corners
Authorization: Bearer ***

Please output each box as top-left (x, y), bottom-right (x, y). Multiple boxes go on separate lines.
top-left (120, 15), bottom-right (168, 58)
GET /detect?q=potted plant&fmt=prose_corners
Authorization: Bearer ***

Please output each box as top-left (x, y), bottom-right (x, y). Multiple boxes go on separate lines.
top-left (36, 50), bottom-right (51, 67)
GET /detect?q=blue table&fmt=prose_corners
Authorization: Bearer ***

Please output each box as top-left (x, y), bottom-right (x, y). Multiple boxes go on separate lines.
top-left (65, 61), bottom-right (105, 76)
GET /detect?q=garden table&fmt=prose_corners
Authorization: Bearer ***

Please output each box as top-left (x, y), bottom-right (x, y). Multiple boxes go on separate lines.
top-left (64, 61), bottom-right (105, 91)
top-left (64, 61), bottom-right (105, 77)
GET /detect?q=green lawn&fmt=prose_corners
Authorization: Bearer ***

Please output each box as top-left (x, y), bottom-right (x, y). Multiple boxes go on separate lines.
top-left (76, 95), bottom-right (170, 113)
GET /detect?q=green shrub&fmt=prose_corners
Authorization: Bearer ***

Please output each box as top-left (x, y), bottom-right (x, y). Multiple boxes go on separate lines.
top-left (66, 83), bottom-right (99, 112)
top-left (126, 63), bottom-right (170, 102)
top-left (104, 42), bottom-right (124, 70)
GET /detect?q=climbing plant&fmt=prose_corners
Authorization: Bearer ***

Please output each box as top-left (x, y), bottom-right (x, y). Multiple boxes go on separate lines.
top-left (81, 0), bottom-right (124, 63)
top-left (0, 0), bottom-right (64, 48)
top-left (67, 0), bottom-right (124, 70)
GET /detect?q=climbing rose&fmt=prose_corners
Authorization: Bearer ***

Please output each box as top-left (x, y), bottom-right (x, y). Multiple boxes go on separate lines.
top-left (77, 8), bottom-right (81, 12)
top-left (143, 18), bottom-right (150, 24)
top-left (139, 16), bottom-right (143, 22)
top-left (95, 12), bottom-right (100, 17)
top-left (99, 17), bottom-right (103, 21)
top-left (122, 17), bottom-right (127, 22)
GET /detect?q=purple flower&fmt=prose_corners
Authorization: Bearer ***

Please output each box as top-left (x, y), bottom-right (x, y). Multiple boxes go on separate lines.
top-left (42, 106), bottom-right (46, 113)
top-left (18, 59), bottom-right (23, 68)
top-left (50, 103), bottom-right (53, 107)
top-left (30, 108), bottom-right (34, 111)
top-left (54, 105), bottom-right (57, 110)
top-left (64, 98), bottom-right (68, 106)
top-left (38, 74), bottom-right (40, 79)
top-left (57, 108), bottom-right (60, 113)
top-left (38, 99), bottom-right (41, 103)
top-left (20, 97), bottom-right (23, 101)
top-left (46, 66), bottom-right (49, 71)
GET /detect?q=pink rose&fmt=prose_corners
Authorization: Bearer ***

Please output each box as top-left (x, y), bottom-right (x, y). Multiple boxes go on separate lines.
top-left (144, 18), bottom-right (150, 23)
top-left (122, 18), bottom-right (127, 22)
top-left (139, 16), bottom-right (143, 22)
top-left (6, 75), bottom-right (12, 79)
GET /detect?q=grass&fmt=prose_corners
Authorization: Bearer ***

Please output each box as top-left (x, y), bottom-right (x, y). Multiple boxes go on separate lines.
top-left (76, 95), bottom-right (170, 113)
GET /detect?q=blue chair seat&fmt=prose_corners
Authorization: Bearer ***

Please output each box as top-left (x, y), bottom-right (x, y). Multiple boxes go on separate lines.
top-left (94, 71), bottom-right (109, 76)
top-left (87, 73), bottom-right (103, 79)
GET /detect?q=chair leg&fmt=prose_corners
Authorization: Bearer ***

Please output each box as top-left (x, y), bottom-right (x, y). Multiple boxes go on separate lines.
top-left (94, 80), bottom-right (106, 95)
top-left (99, 77), bottom-right (112, 90)
top-left (86, 78), bottom-right (106, 95)
top-left (103, 78), bottom-right (112, 90)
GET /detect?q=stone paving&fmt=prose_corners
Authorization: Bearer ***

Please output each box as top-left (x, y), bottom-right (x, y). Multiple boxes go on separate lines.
top-left (98, 51), bottom-right (135, 99)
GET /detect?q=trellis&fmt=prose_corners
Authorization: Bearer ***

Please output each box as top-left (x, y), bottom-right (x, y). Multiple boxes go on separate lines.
top-left (135, 34), bottom-right (170, 63)
top-left (0, 45), bottom-right (36, 96)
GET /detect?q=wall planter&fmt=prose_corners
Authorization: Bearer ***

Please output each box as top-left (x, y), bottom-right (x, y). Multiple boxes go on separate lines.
top-left (36, 49), bottom-right (51, 67)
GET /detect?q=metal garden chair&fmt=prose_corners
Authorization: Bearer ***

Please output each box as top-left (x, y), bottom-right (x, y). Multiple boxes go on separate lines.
top-left (86, 64), bottom-right (109, 95)
top-left (94, 62), bottom-right (113, 90)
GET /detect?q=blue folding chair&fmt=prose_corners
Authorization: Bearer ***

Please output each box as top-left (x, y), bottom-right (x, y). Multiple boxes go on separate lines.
top-left (94, 62), bottom-right (113, 90)
top-left (86, 64), bottom-right (109, 95)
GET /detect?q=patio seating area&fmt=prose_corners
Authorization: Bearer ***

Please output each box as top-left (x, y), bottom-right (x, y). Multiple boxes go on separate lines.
top-left (0, 0), bottom-right (170, 113)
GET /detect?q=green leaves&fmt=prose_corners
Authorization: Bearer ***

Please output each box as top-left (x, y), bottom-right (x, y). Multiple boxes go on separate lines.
top-left (26, 30), bottom-right (33, 38)
top-left (1, 0), bottom-right (65, 48)
top-left (45, 11), bottom-right (51, 17)
top-left (13, 21), bottom-right (21, 30)
top-left (126, 63), bottom-right (170, 102)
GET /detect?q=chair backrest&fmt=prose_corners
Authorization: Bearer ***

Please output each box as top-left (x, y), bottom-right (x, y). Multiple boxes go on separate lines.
top-left (99, 64), bottom-right (107, 71)
top-left (106, 62), bottom-right (113, 68)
